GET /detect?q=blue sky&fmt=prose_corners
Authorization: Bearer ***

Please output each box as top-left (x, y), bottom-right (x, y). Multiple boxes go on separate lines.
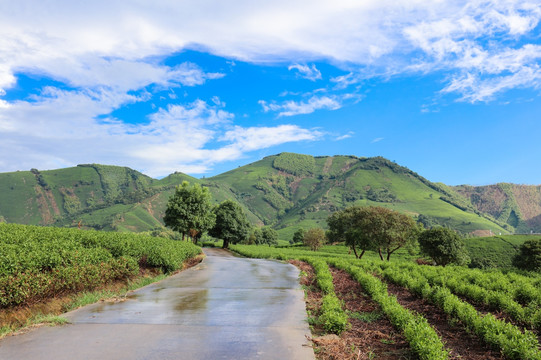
top-left (0, 1), bottom-right (540, 185)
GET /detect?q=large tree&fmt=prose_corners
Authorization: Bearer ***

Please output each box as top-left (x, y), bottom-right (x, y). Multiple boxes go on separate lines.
top-left (163, 181), bottom-right (215, 242)
top-left (327, 206), bottom-right (376, 259)
top-left (209, 200), bottom-right (250, 249)
top-left (418, 227), bottom-right (470, 266)
top-left (327, 206), bottom-right (419, 261)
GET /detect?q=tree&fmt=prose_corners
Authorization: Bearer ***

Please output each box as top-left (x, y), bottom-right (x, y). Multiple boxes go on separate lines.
top-left (327, 206), bottom-right (419, 261)
top-left (327, 206), bottom-right (376, 259)
top-left (290, 228), bottom-right (305, 244)
top-left (303, 227), bottom-right (326, 251)
top-left (418, 227), bottom-right (470, 266)
top-left (163, 181), bottom-right (215, 242)
top-left (513, 238), bottom-right (541, 272)
top-left (209, 200), bottom-right (251, 249)
top-left (254, 226), bottom-right (278, 247)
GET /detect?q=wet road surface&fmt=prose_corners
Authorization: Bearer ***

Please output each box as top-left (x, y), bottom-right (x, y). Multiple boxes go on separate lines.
top-left (0, 248), bottom-right (314, 360)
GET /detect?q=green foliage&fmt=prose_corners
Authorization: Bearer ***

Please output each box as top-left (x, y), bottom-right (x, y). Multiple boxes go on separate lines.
top-left (209, 200), bottom-right (250, 249)
top-left (418, 227), bottom-right (470, 266)
top-left (514, 238), bottom-right (541, 272)
top-left (327, 206), bottom-right (419, 261)
top-left (253, 227), bottom-right (278, 247)
top-left (291, 228), bottom-right (305, 244)
top-left (164, 181), bottom-right (215, 241)
top-left (366, 187), bottom-right (397, 203)
top-left (272, 152), bottom-right (315, 176)
top-left (303, 227), bottom-right (326, 251)
top-left (0, 223), bottom-right (201, 308)
top-left (304, 258), bottom-right (349, 334)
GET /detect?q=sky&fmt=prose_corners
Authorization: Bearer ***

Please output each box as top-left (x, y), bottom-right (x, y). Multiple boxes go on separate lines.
top-left (0, 1), bottom-right (540, 185)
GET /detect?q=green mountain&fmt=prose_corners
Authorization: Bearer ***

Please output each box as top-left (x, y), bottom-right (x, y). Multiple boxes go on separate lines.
top-left (0, 153), bottom-right (515, 238)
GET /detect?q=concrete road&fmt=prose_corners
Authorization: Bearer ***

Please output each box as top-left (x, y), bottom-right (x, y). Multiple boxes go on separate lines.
top-left (0, 248), bottom-right (314, 360)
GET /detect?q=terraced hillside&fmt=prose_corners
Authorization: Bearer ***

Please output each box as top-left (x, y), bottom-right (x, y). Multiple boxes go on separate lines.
top-left (0, 153), bottom-right (513, 236)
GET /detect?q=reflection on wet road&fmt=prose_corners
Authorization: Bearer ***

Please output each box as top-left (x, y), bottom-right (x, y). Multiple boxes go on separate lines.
top-left (0, 248), bottom-right (314, 360)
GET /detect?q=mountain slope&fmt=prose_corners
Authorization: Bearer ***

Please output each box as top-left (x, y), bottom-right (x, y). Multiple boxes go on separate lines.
top-left (208, 153), bottom-right (508, 238)
top-left (453, 183), bottom-right (541, 233)
top-left (0, 154), bottom-right (513, 237)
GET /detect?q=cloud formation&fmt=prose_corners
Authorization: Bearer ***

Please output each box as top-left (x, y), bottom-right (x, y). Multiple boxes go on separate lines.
top-left (0, 95), bottom-right (320, 177)
top-left (288, 64), bottom-right (322, 81)
top-left (0, 0), bottom-right (540, 176)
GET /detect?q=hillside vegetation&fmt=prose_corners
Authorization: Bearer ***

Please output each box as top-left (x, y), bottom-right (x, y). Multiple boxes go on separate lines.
top-left (0, 153), bottom-right (532, 237)
top-left (454, 183), bottom-right (541, 233)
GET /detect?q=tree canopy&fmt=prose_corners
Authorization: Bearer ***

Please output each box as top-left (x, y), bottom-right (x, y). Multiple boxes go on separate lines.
top-left (513, 238), bottom-right (541, 272)
top-left (418, 227), bottom-right (470, 266)
top-left (327, 206), bottom-right (419, 260)
top-left (163, 181), bottom-right (215, 242)
top-left (291, 228), bottom-right (305, 244)
top-left (253, 226), bottom-right (278, 247)
top-left (303, 227), bottom-right (326, 251)
top-left (208, 200), bottom-right (250, 249)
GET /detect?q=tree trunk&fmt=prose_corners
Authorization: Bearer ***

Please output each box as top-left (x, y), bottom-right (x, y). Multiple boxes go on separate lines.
top-left (222, 239), bottom-right (229, 249)
top-left (359, 249), bottom-right (366, 260)
top-left (352, 246), bottom-right (359, 258)
top-left (378, 248), bottom-right (384, 261)
top-left (182, 233), bottom-right (186, 241)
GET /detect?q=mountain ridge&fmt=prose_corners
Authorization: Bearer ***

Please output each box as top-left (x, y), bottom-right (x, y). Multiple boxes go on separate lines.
top-left (0, 153), bottom-right (538, 237)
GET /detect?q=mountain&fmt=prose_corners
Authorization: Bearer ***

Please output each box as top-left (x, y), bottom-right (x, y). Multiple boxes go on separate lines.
top-left (453, 183), bottom-right (541, 233)
top-left (0, 153), bottom-right (521, 238)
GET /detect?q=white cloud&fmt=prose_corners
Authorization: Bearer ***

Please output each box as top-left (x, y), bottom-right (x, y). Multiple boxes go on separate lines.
top-left (0, 0), bottom-right (540, 177)
top-left (288, 64), bottom-right (322, 81)
top-left (259, 95), bottom-right (343, 117)
top-left (335, 132), bottom-right (354, 141)
top-left (371, 137), bottom-right (384, 143)
top-left (0, 94), bottom-right (320, 177)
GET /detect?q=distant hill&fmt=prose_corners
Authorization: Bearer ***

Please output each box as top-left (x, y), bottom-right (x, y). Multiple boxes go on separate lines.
top-left (453, 183), bottom-right (541, 233)
top-left (0, 153), bottom-right (527, 238)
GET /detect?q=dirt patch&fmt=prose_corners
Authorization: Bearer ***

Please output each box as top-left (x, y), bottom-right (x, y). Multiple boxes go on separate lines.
top-left (385, 281), bottom-right (503, 360)
top-left (329, 268), bottom-right (412, 360)
top-left (322, 157), bottom-right (333, 174)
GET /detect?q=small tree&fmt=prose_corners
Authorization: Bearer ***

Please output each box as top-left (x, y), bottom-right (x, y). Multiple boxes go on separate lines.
top-left (303, 227), bottom-right (326, 251)
top-left (291, 228), bottom-right (305, 244)
top-left (163, 181), bottom-right (215, 242)
top-left (513, 238), bottom-right (541, 272)
top-left (254, 227), bottom-right (278, 247)
top-left (209, 200), bottom-right (250, 249)
top-left (418, 227), bottom-right (470, 266)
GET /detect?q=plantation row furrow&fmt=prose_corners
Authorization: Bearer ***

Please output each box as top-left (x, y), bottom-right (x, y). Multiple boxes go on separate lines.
top-left (361, 261), bottom-right (541, 360)
top-left (385, 262), bottom-right (541, 331)
top-left (0, 223), bottom-right (201, 308)
top-left (300, 257), bottom-right (349, 334)
top-left (231, 246), bottom-right (451, 360)
top-left (326, 258), bottom-right (450, 360)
